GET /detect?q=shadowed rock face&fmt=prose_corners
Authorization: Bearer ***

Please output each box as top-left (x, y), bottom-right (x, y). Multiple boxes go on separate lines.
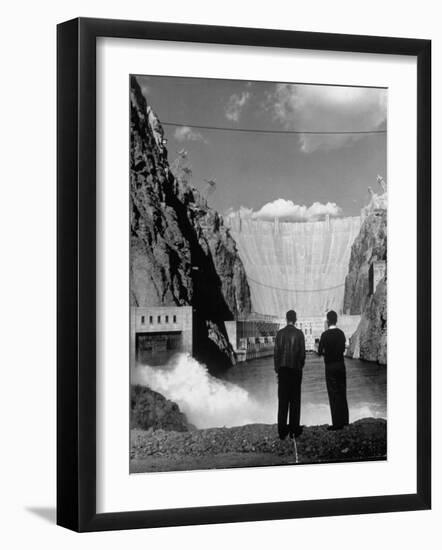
top-left (130, 76), bottom-right (251, 368)
top-left (347, 277), bottom-right (387, 364)
top-left (344, 208), bottom-right (387, 315)
top-left (344, 206), bottom-right (387, 364)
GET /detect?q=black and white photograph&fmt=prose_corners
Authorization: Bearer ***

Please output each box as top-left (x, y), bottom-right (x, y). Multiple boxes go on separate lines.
top-left (0, 1), bottom-right (435, 543)
top-left (129, 75), bottom-right (388, 473)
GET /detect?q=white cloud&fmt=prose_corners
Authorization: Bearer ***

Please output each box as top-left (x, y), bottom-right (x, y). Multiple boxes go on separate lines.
top-left (268, 84), bottom-right (387, 153)
top-left (225, 91), bottom-right (251, 122)
top-left (174, 126), bottom-right (208, 144)
top-left (227, 199), bottom-right (342, 223)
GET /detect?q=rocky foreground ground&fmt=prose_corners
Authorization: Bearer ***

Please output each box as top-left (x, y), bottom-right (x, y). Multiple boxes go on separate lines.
top-left (130, 418), bottom-right (386, 473)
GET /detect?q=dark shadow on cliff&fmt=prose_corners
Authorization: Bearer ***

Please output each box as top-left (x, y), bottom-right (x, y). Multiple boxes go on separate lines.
top-left (163, 183), bottom-right (234, 370)
top-left (130, 75), bottom-right (249, 373)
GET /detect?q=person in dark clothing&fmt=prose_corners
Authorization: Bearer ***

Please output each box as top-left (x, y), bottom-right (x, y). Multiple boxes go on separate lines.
top-left (274, 310), bottom-right (306, 439)
top-left (318, 310), bottom-right (349, 431)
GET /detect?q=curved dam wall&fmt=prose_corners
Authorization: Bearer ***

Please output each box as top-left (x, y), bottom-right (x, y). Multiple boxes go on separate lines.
top-left (227, 215), bottom-right (362, 318)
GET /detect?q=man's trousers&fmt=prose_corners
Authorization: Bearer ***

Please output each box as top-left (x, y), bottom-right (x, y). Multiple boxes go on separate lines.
top-left (325, 360), bottom-right (349, 428)
top-left (277, 368), bottom-right (303, 439)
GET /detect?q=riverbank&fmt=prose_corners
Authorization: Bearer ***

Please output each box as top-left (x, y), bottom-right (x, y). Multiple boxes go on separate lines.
top-left (130, 417), bottom-right (386, 473)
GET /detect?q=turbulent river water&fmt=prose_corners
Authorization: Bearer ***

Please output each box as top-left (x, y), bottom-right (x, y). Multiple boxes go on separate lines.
top-left (219, 353), bottom-right (386, 427)
top-left (133, 352), bottom-right (386, 429)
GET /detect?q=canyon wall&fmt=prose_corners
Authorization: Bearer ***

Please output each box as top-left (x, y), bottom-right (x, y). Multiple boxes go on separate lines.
top-left (227, 215), bottom-right (361, 317)
top-left (130, 76), bottom-right (251, 368)
top-left (344, 208), bottom-right (387, 315)
top-left (347, 278), bottom-right (387, 364)
top-left (344, 192), bottom-right (387, 364)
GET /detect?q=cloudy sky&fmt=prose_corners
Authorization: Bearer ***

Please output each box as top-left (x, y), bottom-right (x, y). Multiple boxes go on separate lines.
top-left (135, 75), bottom-right (387, 221)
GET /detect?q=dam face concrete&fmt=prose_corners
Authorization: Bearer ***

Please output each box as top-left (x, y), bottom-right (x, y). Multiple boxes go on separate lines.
top-left (227, 215), bottom-right (361, 319)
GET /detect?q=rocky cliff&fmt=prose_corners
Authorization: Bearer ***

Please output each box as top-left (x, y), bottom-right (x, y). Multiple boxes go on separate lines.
top-left (347, 277), bottom-right (387, 364)
top-left (344, 186), bottom-right (387, 364)
top-left (344, 208), bottom-right (387, 315)
top-left (130, 76), bottom-right (251, 368)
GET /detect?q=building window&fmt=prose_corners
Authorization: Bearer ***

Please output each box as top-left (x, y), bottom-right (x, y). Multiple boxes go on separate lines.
top-left (173, 315), bottom-right (177, 323)
top-left (141, 315), bottom-right (145, 324)
top-left (157, 315), bottom-right (161, 324)
top-left (165, 315), bottom-right (169, 323)
top-left (149, 316), bottom-right (153, 324)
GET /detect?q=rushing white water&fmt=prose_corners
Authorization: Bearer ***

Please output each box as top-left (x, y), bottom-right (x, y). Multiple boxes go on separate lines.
top-left (227, 215), bottom-right (361, 317)
top-left (132, 353), bottom-right (386, 428)
top-left (132, 353), bottom-right (268, 428)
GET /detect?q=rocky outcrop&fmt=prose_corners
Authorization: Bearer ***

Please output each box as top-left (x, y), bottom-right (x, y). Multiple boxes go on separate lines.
top-left (347, 277), bottom-right (387, 364)
top-left (344, 185), bottom-right (387, 364)
top-left (130, 76), bottom-right (251, 368)
top-left (131, 385), bottom-right (191, 432)
top-left (344, 208), bottom-right (387, 315)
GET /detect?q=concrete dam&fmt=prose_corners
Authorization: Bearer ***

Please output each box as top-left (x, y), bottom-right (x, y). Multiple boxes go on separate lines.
top-left (227, 214), bottom-right (362, 319)
top-left (131, 214), bottom-right (363, 366)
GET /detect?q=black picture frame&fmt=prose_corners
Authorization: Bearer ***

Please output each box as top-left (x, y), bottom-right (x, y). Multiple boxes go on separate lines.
top-left (57, 17), bottom-right (431, 532)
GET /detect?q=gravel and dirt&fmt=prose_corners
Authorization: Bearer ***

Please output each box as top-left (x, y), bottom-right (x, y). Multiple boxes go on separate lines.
top-left (130, 418), bottom-right (386, 473)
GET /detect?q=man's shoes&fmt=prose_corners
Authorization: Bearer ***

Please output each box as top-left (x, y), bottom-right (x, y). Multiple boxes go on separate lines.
top-left (290, 426), bottom-right (303, 438)
top-left (327, 425), bottom-right (344, 431)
